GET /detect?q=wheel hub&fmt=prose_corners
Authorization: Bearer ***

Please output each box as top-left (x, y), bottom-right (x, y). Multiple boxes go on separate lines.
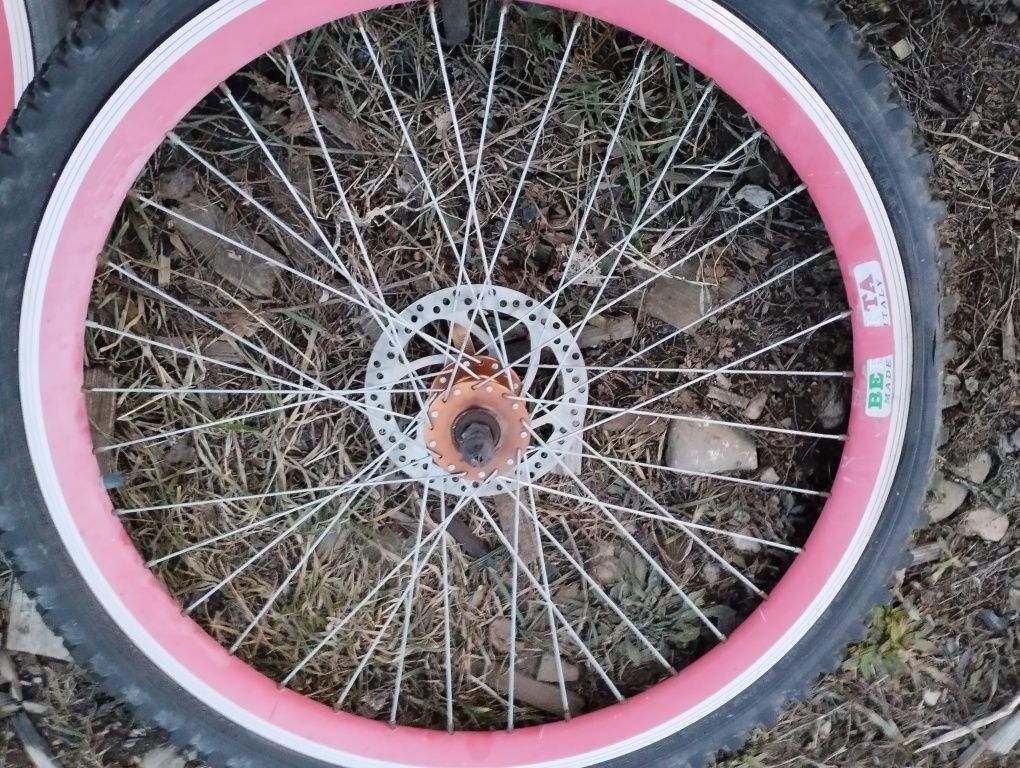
top-left (365, 284), bottom-right (589, 497)
top-left (423, 356), bottom-right (531, 481)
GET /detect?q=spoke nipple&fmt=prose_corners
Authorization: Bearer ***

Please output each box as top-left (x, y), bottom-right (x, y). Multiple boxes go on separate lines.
top-left (485, 385), bottom-right (493, 393)
top-left (512, 404), bottom-right (520, 411)
top-left (431, 411), bottom-right (440, 418)
top-left (519, 431), bottom-right (527, 439)
top-left (454, 388), bottom-right (462, 397)
top-left (477, 471), bottom-right (486, 478)
top-left (439, 377), bottom-right (447, 384)
top-left (448, 464), bottom-right (456, 471)
top-left (428, 441), bottom-right (437, 449)
top-left (506, 458), bottom-right (514, 466)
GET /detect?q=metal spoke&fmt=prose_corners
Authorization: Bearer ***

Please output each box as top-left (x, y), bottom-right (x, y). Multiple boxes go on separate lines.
top-left (389, 486), bottom-right (431, 724)
top-left (356, 12), bottom-right (502, 395)
top-left (471, 496), bottom-right (625, 703)
top-left (86, 320), bottom-right (405, 423)
top-left (183, 437), bottom-right (406, 614)
top-left (428, 0), bottom-right (510, 374)
top-left (356, 17), bottom-right (473, 280)
top-left (499, 130), bottom-right (761, 369)
top-left (186, 491), bottom-right (337, 614)
top-left (333, 495), bottom-right (450, 710)
top-left (119, 479), bottom-right (398, 515)
top-left (525, 47), bottom-right (650, 393)
top-left (526, 426), bottom-right (726, 642)
top-left (88, 386), bottom-right (421, 397)
top-left (439, 492), bottom-right (455, 733)
top-left (530, 248), bottom-right (834, 417)
top-left (100, 394), bottom-right (327, 452)
top-left (576, 183), bottom-right (808, 337)
top-left (146, 470), bottom-right (411, 569)
top-left (515, 459), bottom-right (675, 672)
top-left (570, 82), bottom-right (717, 336)
top-left (522, 395), bottom-right (845, 442)
top-left (487, 18), bottom-right (580, 271)
top-left (281, 45), bottom-right (432, 411)
top-left (554, 442), bottom-right (827, 497)
top-left (105, 261), bottom-right (336, 396)
top-left (282, 494), bottom-right (472, 687)
top-left (531, 365), bottom-right (852, 378)
top-left (578, 437), bottom-right (767, 598)
top-left (518, 467), bottom-right (571, 719)
top-left (558, 312), bottom-right (852, 442)
top-left (140, 161), bottom-right (468, 367)
top-left (444, 15), bottom-right (580, 391)
top-left (515, 478), bottom-right (799, 553)
top-left (506, 480), bottom-right (521, 732)
top-left (220, 86), bottom-right (390, 327)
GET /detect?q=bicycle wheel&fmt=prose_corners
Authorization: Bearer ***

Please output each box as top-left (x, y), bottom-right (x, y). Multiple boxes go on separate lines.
top-left (0, 1), bottom-right (942, 767)
top-left (1, 0), bottom-right (34, 120)
top-left (1, 0), bottom-right (69, 121)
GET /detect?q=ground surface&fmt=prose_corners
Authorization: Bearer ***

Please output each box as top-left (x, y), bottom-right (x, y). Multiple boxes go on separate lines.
top-left (1, 0), bottom-right (1018, 766)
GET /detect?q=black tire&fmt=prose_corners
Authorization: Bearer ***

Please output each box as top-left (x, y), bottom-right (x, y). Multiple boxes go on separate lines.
top-left (24, 0), bottom-right (72, 66)
top-left (0, 1), bottom-right (942, 766)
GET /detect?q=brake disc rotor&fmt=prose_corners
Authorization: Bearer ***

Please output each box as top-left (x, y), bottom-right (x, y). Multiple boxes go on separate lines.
top-left (365, 284), bottom-right (588, 497)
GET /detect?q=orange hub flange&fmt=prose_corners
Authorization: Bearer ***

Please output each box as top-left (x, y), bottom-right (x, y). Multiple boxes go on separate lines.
top-left (423, 356), bottom-right (530, 481)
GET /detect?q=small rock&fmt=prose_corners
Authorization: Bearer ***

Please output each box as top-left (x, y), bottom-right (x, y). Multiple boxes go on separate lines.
top-left (701, 562), bottom-right (722, 583)
top-left (978, 609), bottom-right (1008, 634)
top-left (964, 451), bottom-right (993, 484)
top-left (491, 670), bottom-right (584, 716)
top-left (964, 376), bottom-right (980, 395)
top-left (174, 192), bottom-right (281, 297)
top-left (922, 689), bottom-right (941, 707)
top-left (960, 506), bottom-right (1009, 542)
top-left (667, 420), bottom-right (757, 474)
top-left (141, 746), bottom-right (187, 768)
top-left (577, 315), bottom-right (635, 349)
top-left (759, 467), bottom-right (780, 485)
top-left (1011, 427), bottom-right (1020, 451)
top-left (910, 542), bottom-right (943, 566)
top-left (1008, 588), bottom-right (1020, 613)
top-left (640, 274), bottom-right (714, 330)
top-left (942, 374), bottom-right (961, 409)
top-left (488, 618), bottom-right (512, 654)
top-left (5, 583), bottom-right (71, 662)
top-left (156, 168), bottom-right (195, 201)
top-left (942, 338), bottom-right (961, 363)
top-left (707, 385), bottom-right (750, 410)
top-left (813, 384), bottom-right (847, 430)
top-left (1004, 10), bottom-right (1019, 26)
top-left (927, 473), bottom-right (968, 522)
top-left (743, 391), bottom-right (768, 421)
top-left (592, 543), bottom-right (622, 586)
top-left (892, 39), bottom-right (914, 60)
top-left (731, 536), bottom-right (763, 554)
top-left (733, 184), bottom-right (775, 209)
top-left (536, 654), bottom-right (580, 683)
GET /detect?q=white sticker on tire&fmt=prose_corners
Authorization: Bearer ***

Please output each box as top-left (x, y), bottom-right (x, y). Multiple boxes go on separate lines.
top-left (853, 261), bottom-right (890, 327)
top-left (865, 356), bottom-right (894, 417)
